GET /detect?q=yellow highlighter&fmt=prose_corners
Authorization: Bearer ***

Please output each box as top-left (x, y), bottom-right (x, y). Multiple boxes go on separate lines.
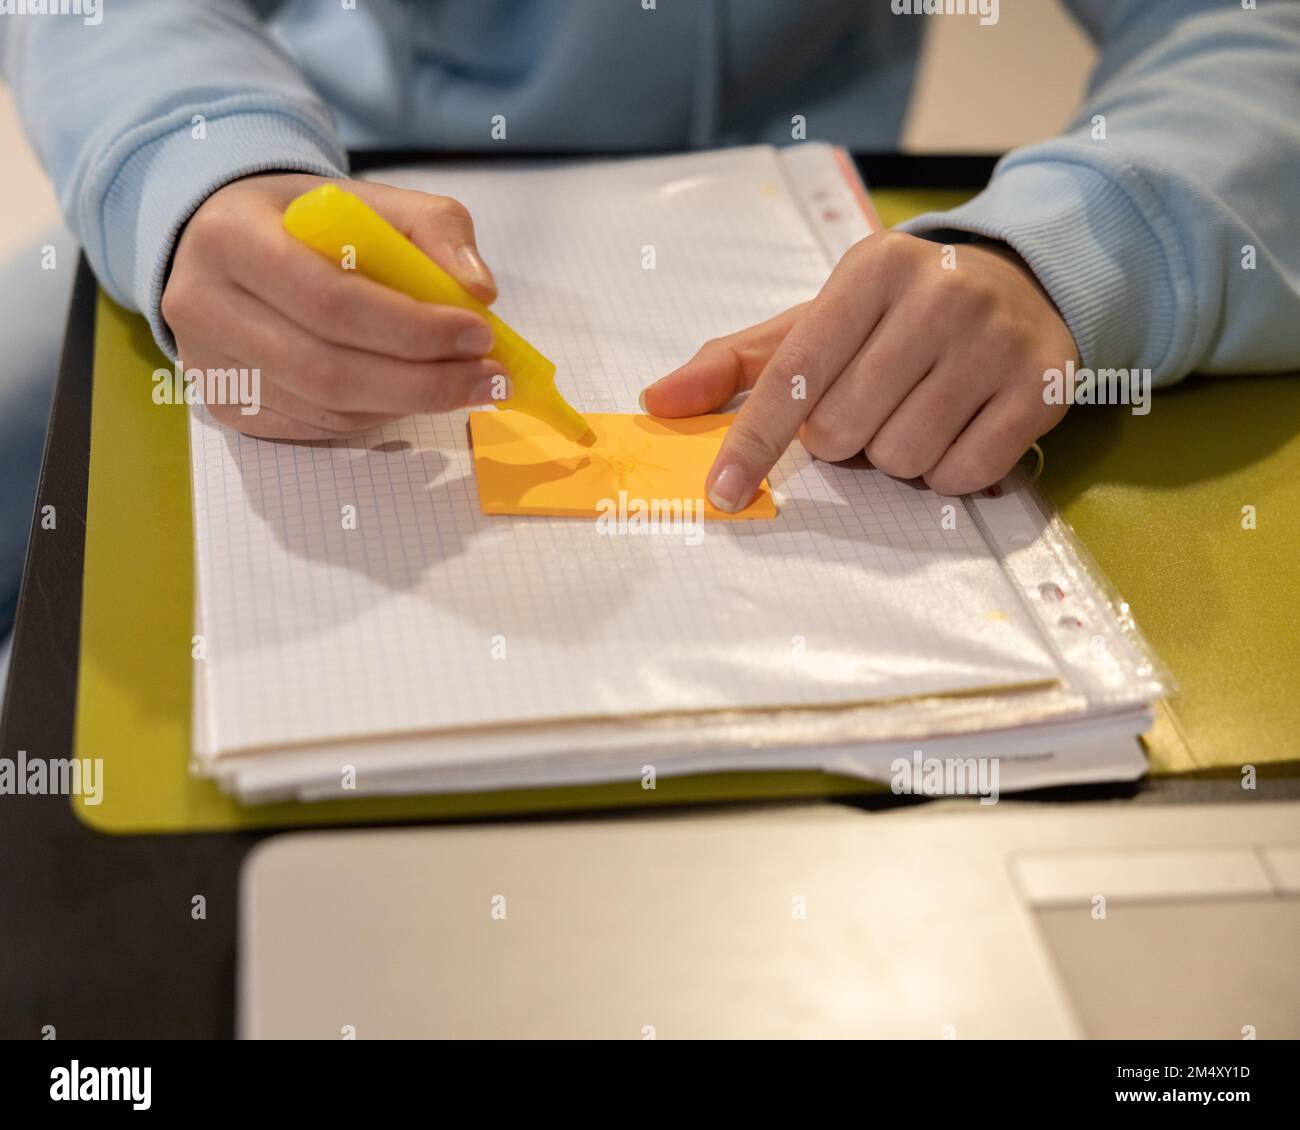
top-left (282, 183), bottom-right (593, 446)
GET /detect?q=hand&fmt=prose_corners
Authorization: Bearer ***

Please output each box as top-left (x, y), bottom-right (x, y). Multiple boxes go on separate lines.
top-left (642, 231), bottom-right (1079, 503)
top-left (162, 172), bottom-right (504, 440)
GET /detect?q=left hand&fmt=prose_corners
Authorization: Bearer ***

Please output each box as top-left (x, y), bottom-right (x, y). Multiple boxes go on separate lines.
top-left (641, 231), bottom-right (1079, 505)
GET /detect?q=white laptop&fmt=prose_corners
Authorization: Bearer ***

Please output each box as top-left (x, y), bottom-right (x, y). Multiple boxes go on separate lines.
top-left (239, 800), bottom-right (1300, 1039)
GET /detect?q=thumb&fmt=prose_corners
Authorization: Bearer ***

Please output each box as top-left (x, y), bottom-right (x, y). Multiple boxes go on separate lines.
top-left (641, 303), bottom-right (808, 418)
top-left (640, 339), bottom-right (746, 417)
top-left (356, 183), bottom-right (498, 304)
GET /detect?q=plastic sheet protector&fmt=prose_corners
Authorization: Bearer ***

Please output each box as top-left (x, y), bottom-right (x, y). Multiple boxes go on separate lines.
top-left (186, 146), bottom-right (1163, 798)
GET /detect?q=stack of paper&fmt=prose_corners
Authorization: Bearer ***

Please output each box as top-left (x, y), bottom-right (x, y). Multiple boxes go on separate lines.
top-left (187, 144), bottom-right (1165, 802)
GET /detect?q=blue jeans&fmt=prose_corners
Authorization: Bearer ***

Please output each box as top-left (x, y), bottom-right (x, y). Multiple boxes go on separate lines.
top-left (0, 227), bottom-right (75, 680)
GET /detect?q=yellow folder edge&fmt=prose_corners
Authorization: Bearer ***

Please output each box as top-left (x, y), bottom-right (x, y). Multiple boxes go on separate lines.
top-left (73, 189), bottom-right (1300, 833)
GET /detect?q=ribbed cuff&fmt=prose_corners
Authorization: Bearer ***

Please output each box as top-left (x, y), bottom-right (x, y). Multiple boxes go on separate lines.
top-left (899, 158), bottom-right (1191, 384)
top-left (89, 101), bottom-right (349, 360)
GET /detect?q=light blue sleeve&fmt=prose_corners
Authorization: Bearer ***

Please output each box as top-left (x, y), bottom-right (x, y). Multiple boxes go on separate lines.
top-left (901, 0), bottom-right (1300, 385)
top-left (1, 0), bottom-right (348, 358)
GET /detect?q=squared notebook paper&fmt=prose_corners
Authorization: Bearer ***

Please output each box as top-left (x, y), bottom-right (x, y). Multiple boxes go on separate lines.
top-left (186, 144), bottom-right (1167, 803)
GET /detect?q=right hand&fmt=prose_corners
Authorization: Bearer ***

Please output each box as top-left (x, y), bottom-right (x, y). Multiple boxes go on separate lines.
top-left (162, 172), bottom-right (506, 440)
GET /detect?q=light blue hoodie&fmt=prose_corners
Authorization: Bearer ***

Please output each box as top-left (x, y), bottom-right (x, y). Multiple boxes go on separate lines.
top-left (3, 0), bottom-right (1299, 386)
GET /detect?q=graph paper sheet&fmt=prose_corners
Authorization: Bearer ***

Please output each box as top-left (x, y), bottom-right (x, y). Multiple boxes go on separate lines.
top-left (190, 145), bottom-right (1060, 759)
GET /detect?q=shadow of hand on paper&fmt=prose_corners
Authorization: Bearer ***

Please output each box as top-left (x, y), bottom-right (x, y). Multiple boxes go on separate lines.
top-left (725, 455), bottom-right (990, 564)
top-left (472, 450), bottom-right (596, 510)
top-left (228, 426), bottom-right (485, 591)
top-left (223, 421), bottom-right (639, 647)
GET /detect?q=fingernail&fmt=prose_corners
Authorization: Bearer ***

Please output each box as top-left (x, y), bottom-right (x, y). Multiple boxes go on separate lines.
top-left (456, 325), bottom-right (494, 356)
top-left (456, 244), bottom-right (494, 290)
top-left (707, 463), bottom-right (755, 514)
top-left (639, 375), bottom-right (674, 414)
top-left (469, 374), bottom-right (511, 406)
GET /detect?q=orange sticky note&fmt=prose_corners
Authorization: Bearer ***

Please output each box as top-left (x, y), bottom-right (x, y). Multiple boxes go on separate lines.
top-left (468, 410), bottom-right (777, 520)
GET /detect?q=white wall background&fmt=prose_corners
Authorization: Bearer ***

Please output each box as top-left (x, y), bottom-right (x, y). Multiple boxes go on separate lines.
top-left (903, 3), bottom-right (1094, 151)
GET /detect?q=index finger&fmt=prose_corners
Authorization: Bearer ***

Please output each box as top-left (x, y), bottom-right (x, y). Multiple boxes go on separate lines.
top-left (705, 245), bottom-right (887, 512)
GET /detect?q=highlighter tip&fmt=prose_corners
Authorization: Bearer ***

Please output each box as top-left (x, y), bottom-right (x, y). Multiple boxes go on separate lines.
top-left (574, 428), bottom-right (597, 448)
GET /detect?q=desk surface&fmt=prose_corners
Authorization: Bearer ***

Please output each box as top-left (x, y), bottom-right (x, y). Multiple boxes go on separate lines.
top-left (0, 153), bottom-right (1295, 1038)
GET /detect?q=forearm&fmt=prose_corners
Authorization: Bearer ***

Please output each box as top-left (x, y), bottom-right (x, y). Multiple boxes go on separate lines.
top-left (902, 0), bottom-right (1300, 385)
top-left (2, 0), bottom-right (348, 356)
